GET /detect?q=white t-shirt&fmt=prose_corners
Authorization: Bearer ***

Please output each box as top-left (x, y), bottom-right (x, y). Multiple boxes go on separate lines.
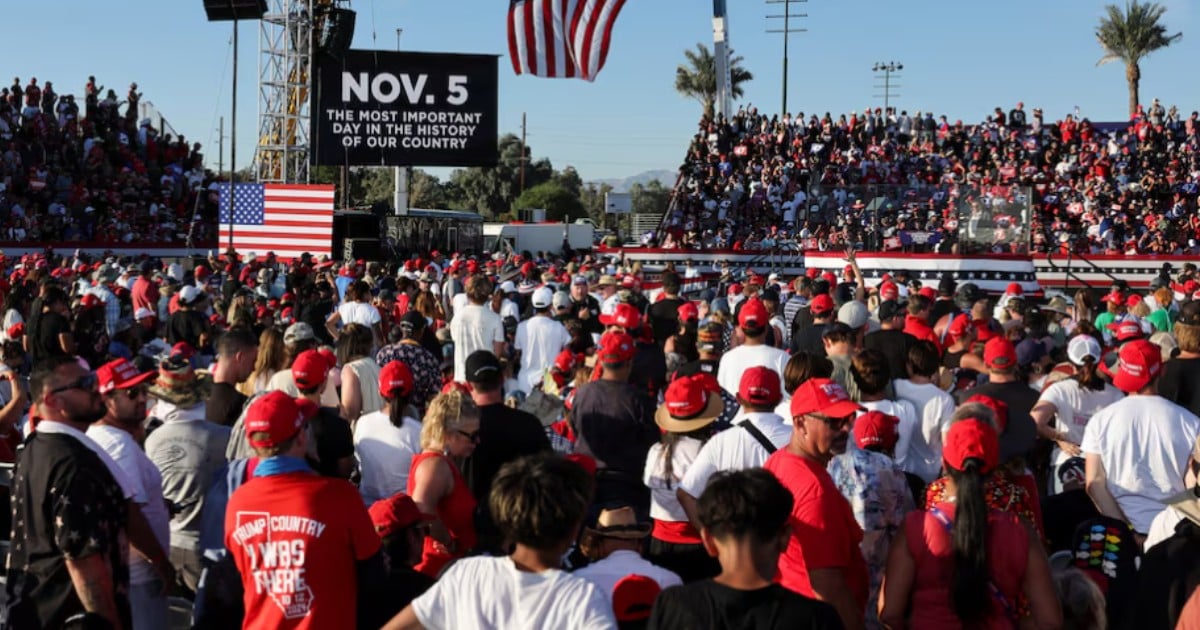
top-left (451, 292), bottom-right (470, 319)
top-left (893, 379), bottom-right (957, 482)
top-left (859, 398), bottom-right (918, 473)
top-left (36, 421), bottom-right (135, 500)
top-left (353, 410), bottom-right (422, 504)
top-left (1037, 379), bottom-right (1125, 475)
top-left (514, 316), bottom-right (571, 393)
top-left (643, 436), bottom-right (704, 523)
top-left (500, 299), bottom-right (520, 323)
top-left (337, 301), bottom-right (381, 327)
top-left (572, 549), bottom-right (683, 601)
top-left (450, 304), bottom-right (506, 382)
top-left (412, 555), bottom-right (615, 629)
top-left (716, 344), bottom-right (789, 400)
top-left (267, 369), bottom-right (340, 409)
top-left (1080, 395), bottom-right (1200, 533)
top-left (678, 412), bottom-right (791, 499)
top-left (87, 424), bottom-right (171, 586)
top-left (1144, 505), bottom-right (1187, 552)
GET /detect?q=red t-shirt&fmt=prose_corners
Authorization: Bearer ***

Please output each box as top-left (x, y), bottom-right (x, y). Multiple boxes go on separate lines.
top-left (225, 472), bottom-right (381, 630)
top-left (764, 449), bottom-right (869, 607)
top-left (131, 277), bottom-right (160, 313)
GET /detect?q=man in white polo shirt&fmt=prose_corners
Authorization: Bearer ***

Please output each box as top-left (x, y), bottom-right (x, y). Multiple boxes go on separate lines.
top-left (716, 299), bottom-right (788, 398)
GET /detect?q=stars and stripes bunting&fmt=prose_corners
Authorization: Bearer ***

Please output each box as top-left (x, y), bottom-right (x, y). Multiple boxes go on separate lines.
top-left (218, 183), bottom-right (335, 261)
top-left (507, 0), bottom-right (628, 81)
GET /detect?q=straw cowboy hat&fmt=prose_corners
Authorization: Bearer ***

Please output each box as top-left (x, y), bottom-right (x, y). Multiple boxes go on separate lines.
top-left (148, 356), bottom-right (211, 408)
top-left (584, 506), bottom-right (652, 540)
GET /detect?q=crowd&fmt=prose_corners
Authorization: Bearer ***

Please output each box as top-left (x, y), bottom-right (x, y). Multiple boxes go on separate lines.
top-left (660, 99), bottom-right (1200, 257)
top-left (5, 245), bottom-right (1200, 629)
top-left (0, 76), bottom-right (214, 245)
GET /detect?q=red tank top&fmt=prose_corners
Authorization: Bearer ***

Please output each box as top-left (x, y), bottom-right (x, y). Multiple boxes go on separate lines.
top-left (905, 502), bottom-right (1028, 629)
top-left (407, 451), bottom-right (477, 577)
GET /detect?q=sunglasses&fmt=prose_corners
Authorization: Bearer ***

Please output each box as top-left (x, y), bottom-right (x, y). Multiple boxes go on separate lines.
top-left (123, 387), bottom-right (148, 400)
top-left (50, 372), bottom-right (98, 395)
top-left (807, 413), bottom-right (853, 431)
top-left (456, 429), bottom-right (481, 444)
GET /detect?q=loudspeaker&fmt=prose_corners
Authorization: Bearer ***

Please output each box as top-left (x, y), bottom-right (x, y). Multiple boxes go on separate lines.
top-left (317, 7), bottom-right (356, 55)
top-left (343, 238), bottom-right (382, 262)
top-left (202, 0), bottom-right (267, 21)
top-left (343, 213), bottom-right (378, 240)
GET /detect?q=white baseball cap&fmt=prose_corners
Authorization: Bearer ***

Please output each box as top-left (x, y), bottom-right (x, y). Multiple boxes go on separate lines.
top-left (1067, 335), bottom-right (1102, 366)
top-left (532, 287), bottom-right (554, 309)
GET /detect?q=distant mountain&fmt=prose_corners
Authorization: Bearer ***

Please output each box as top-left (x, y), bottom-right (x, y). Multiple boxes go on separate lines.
top-left (590, 169), bottom-right (676, 192)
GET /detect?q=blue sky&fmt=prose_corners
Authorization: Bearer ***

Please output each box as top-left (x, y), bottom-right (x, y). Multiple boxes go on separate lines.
top-left (3, 0), bottom-right (1198, 181)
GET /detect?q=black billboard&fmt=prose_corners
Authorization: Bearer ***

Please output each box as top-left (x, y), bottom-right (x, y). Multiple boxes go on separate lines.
top-left (311, 50), bottom-right (498, 167)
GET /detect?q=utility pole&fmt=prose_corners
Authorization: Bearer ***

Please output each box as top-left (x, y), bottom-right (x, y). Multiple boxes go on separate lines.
top-left (394, 27), bottom-right (410, 216)
top-left (519, 112), bottom-right (527, 194)
top-left (217, 116), bottom-right (224, 176)
top-left (766, 0), bottom-right (807, 119)
top-left (872, 61), bottom-right (903, 115)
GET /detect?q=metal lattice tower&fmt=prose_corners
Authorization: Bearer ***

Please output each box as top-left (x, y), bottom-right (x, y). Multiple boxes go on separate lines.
top-left (256, 0), bottom-right (324, 184)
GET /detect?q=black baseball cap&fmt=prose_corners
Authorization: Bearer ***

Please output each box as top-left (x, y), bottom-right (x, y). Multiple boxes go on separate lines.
top-left (878, 300), bottom-right (906, 321)
top-left (465, 350), bottom-right (503, 384)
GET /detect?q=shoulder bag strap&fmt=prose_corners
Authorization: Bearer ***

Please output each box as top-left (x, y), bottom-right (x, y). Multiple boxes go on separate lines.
top-left (927, 507), bottom-right (1019, 623)
top-left (738, 419), bottom-right (778, 455)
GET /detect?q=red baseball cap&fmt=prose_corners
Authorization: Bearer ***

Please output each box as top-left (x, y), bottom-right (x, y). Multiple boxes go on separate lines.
top-left (738, 299), bottom-right (769, 329)
top-left (1125, 294), bottom-right (1143, 308)
top-left (1107, 319), bottom-right (1144, 342)
top-left (738, 366), bottom-right (781, 406)
top-left (879, 281), bottom-right (899, 301)
top-left (983, 337), bottom-right (1017, 370)
top-left (244, 391), bottom-right (316, 449)
top-left (843, 264), bottom-right (854, 277)
top-left (171, 342), bottom-right (195, 361)
top-left (378, 360), bottom-right (414, 399)
top-left (810, 293), bottom-right (834, 315)
top-left (1101, 290), bottom-right (1126, 305)
top-left (805, 267), bottom-right (821, 279)
top-left (966, 394), bottom-right (1009, 432)
top-left (554, 349), bottom-right (577, 373)
top-left (943, 418), bottom-right (1000, 474)
top-left (96, 358), bottom-right (156, 395)
top-left (948, 314), bottom-right (975, 340)
top-left (369, 492), bottom-right (434, 539)
top-left (292, 349), bottom-right (330, 390)
top-left (1005, 282), bottom-right (1023, 296)
top-left (601, 303), bottom-right (641, 329)
top-left (621, 275), bottom-right (638, 289)
top-left (790, 378), bottom-right (864, 419)
top-left (854, 410), bottom-right (900, 452)
top-left (598, 332), bottom-right (636, 364)
top-left (677, 301), bottom-right (699, 323)
top-left (5, 322), bottom-right (23, 339)
top-left (612, 575), bottom-right (661, 623)
top-left (821, 271), bottom-right (838, 286)
top-left (1100, 339), bottom-right (1162, 393)
top-left (918, 286), bottom-right (937, 300)
top-left (727, 282), bottom-right (743, 296)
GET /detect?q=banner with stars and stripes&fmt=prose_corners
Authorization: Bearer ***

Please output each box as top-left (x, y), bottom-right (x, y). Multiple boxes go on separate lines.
top-left (804, 252), bottom-right (1041, 295)
top-left (218, 183), bottom-right (335, 262)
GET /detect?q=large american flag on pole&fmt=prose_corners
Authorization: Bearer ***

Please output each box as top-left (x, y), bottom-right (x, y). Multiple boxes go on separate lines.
top-left (507, 0), bottom-right (627, 81)
top-left (218, 183), bottom-right (335, 261)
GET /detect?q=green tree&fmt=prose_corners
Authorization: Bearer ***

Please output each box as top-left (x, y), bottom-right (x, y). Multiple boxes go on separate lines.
top-left (674, 43), bottom-right (753, 119)
top-left (513, 181), bottom-right (585, 222)
top-left (449, 134), bottom-right (554, 217)
top-left (629, 179), bottom-right (671, 216)
top-left (409, 169), bottom-right (447, 209)
top-left (579, 182), bottom-right (614, 224)
top-left (1096, 1), bottom-right (1181, 117)
top-left (553, 166), bottom-right (584, 198)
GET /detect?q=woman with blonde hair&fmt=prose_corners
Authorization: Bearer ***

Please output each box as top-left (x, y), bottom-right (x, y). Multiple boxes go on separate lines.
top-left (338, 323), bottom-right (383, 421)
top-left (238, 326), bottom-right (286, 396)
top-left (407, 389), bottom-right (481, 577)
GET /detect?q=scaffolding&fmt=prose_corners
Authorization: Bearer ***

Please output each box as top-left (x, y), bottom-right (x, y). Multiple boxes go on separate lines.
top-left (256, 0), bottom-right (331, 184)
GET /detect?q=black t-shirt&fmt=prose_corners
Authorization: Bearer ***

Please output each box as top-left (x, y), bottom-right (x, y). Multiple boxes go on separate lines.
top-left (647, 581), bottom-right (843, 630)
top-left (207, 382), bottom-right (248, 427)
top-left (1157, 357), bottom-right (1200, 418)
top-left (970, 380), bottom-right (1040, 465)
top-left (464, 403), bottom-right (550, 503)
top-left (309, 407), bottom-right (355, 478)
top-left (571, 379), bottom-right (659, 475)
top-left (632, 341), bottom-right (668, 398)
top-left (1040, 489), bottom-right (1099, 554)
top-left (863, 329), bottom-right (918, 381)
top-left (648, 296), bottom-right (686, 346)
top-left (1129, 518), bottom-right (1200, 630)
top-left (301, 299), bottom-right (335, 345)
top-left (6, 432), bottom-right (131, 629)
top-left (358, 567), bottom-right (434, 630)
top-left (168, 309), bottom-right (208, 348)
top-left (32, 311), bottom-right (70, 361)
top-left (791, 321), bottom-right (830, 355)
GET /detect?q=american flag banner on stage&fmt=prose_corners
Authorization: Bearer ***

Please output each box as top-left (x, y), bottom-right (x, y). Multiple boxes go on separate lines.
top-left (218, 183), bottom-right (335, 261)
top-left (507, 0), bottom-right (627, 81)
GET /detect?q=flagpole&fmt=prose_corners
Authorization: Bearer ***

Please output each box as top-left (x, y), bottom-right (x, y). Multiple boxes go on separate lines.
top-left (228, 18), bottom-right (238, 255)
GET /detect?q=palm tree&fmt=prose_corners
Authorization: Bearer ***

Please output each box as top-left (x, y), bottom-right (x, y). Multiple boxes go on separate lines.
top-left (674, 43), bottom-right (753, 120)
top-left (1096, 1), bottom-right (1181, 117)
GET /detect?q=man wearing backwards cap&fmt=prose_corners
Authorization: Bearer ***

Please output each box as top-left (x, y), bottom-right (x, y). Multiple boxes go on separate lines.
top-left (764, 378), bottom-right (868, 630)
top-left (1082, 339), bottom-right (1200, 537)
top-left (678, 367), bottom-right (791, 530)
top-left (716, 298), bottom-right (789, 400)
top-left (225, 391), bottom-right (384, 630)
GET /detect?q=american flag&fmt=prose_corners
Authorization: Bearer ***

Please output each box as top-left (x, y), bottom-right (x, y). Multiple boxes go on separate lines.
top-left (218, 183), bottom-right (335, 261)
top-left (507, 0), bottom-right (627, 81)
